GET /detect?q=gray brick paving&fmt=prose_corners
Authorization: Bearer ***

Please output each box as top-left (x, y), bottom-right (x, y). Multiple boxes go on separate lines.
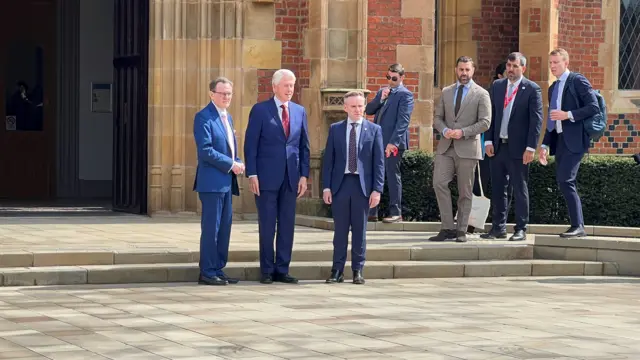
top-left (0, 277), bottom-right (639, 359)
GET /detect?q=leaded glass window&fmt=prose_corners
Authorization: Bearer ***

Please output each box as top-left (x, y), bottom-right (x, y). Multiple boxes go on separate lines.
top-left (619, 0), bottom-right (640, 90)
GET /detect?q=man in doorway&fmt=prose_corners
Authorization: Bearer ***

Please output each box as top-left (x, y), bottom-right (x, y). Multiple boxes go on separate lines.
top-left (430, 56), bottom-right (491, 243)
top-left (539, 48), bottom-right (599, 238)
top-left (322, 91), bottom-right (385, 285)
top-left (244, 69), bottom-right (311, 284)
top-left (193, 77), bottom-right (244, 286)
top-left (365, 63), bottom-right (414, 223)
top-left (482, 52), bottom-right (543, 242)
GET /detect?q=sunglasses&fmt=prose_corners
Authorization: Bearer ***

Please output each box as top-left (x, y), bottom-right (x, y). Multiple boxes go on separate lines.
top-left (386, 75), bottom-right (399, 81)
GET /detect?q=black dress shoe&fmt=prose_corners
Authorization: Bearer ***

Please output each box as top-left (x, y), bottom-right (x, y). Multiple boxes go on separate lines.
top-left (220, 274), bottom-right (239, 284)
top-left (455, 231), bottom-right (467, 243)
top-left (429, 229), bottom-right (456, 241)
top-left (274, 273), bottom-right (299, 284)
top-left (560, 226), bottom-right (587, 238)
top-left (326, 269), bottom-right (344, 283)
top-left (480, 230), bottom-right (507, 239)
top-left (198, 275), bottom-right (228, 286)
top-left (509, 230), bottom-right (527, 241)
top-left (368, 216), bottom-right (378, 222)
top-left (260, 274), bottom-right (273, 284)
top-left (352, 270), bottom-right (365, 285)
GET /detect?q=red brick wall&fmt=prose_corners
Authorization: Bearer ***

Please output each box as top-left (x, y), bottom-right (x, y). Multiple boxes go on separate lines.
top-left (367, 0), bottom-right (421, 149)
top-left (472, 0), bottom-right (520, 88)
top-left (258, 0), bottom-right (310, 103)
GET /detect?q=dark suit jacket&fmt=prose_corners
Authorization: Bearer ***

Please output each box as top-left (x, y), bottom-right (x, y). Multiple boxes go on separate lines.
top-left (322, 120), bottom-right (385, 197)
top-left (486, 77), bottom-right (543, 159)
top-left (193, 103), bottom-right (240, 195)
top-left (365, 85), bottom-right (414, 150)
top-left (542, 72), bottom-right (599, 155)
top-left (244, 97), bottom-right (311, 191)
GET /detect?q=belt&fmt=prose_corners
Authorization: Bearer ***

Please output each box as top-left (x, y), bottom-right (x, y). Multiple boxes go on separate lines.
top-left (500, 138), bottom-right (509, 144)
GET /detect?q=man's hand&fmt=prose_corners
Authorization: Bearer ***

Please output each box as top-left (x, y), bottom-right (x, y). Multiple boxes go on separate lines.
top-left (385, 144), bottom-right (398, 158)
top-left (369, 191), bottom-right (381, 208)
top-left (450, 129), bottom-right (463, 139)
top-left (297, 176), bottom-right (308, 198)
top-left (549, 110), bottom-right (569, 121)
top-left (381, 88), bottom-right (390, 101)
top-left (249, 176), bottom-right (260, 196)
top-left (443, 129), bottom-right (452, 139)
top-left (538, 147), bottom-right (549, 166)
top-left (322, 190), bottom-right (332, 205)
top-left (485, 144), bottom-right (495, 157)
top-left (523, 150), bottom-right (534, 165)
top-left (231, 162), bottom-right (244, 175)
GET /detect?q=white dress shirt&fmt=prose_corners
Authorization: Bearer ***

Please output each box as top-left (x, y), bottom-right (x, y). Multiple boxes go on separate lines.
top-left (542, 69), bottom-right (576, 150)
top-left (213, 102), bottom-right (235, 172)
top-left (273, 96), bottom-right (289, 123)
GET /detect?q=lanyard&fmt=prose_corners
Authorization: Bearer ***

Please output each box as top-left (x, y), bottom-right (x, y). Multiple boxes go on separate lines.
top-left (503, 84), bottom-right (519, 109)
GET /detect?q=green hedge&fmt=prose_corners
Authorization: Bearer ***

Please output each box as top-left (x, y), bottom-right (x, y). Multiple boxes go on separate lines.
top-left (322, 150), bottom-right (640, 227)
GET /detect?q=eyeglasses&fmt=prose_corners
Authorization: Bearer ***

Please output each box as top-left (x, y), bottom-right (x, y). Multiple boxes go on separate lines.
top-left (213, 92), bottom-right (233, 97)
top-left (386, 75), bottom-right (399, 81)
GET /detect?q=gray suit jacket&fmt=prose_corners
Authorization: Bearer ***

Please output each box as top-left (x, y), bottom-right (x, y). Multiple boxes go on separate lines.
top-left (433, 81), bottom-right (491, 160)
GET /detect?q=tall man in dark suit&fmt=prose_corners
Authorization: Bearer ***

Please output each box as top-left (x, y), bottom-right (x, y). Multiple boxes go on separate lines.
top-left (365, 64), bottom-right (415, 223)
top-left (193, 77), bottom-right (244, 286)
top-left (483, 52), bottom-right (543, 242)
top-left (539, 48), bottom-right (599, 238)
top-left (244, 69), bottom-right (311, 284)
top-left (322, 91), bottom-right (385, 285)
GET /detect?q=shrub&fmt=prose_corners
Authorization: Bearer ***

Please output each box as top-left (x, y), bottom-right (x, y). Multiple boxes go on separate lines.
top-left (321, 150), bottom-right (640, 227)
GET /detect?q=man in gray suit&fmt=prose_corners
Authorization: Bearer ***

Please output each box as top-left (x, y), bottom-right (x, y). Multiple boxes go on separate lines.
top-left (430, 56), bottom-right (491, 243)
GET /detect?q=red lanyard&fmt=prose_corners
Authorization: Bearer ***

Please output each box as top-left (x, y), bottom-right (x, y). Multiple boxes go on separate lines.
top-left (503, 84), bottom-right (519, 109)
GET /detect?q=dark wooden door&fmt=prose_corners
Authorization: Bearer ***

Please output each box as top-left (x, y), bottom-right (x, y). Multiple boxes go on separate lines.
top-left (112, 0), bottom-right (149, 214)
top-left (0, 0), bottom-right (56, 199)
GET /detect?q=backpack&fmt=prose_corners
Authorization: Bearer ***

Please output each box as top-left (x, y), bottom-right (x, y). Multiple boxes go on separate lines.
top-left (565, 72), bottom-right (607, 142)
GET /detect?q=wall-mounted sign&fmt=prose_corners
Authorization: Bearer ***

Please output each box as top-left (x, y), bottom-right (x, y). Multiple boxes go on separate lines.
top-left (91, 82), bottom-right (112, 113)
top-left (5, 116), bottom-right (16, 131)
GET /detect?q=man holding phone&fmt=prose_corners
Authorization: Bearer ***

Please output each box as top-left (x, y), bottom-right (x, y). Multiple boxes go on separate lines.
top-left (365, 64), bottom-right (415, 223)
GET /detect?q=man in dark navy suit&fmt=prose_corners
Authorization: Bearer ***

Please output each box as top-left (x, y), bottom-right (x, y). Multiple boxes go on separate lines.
top-left (365, 63), bottom-right (414, 223)
top-left (322, 91), bottom-right (385, 285)
top-left (244, 69), bottom-right (310, 284)
top-left (482, 52), bottom-right (543, 242)
top-left (539, 48), bottom-right (599, 238)
top-left (193, 77), bottom-right (244, 286)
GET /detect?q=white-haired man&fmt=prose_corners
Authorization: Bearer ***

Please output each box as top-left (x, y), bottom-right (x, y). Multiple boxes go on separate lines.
top-left (244, 69), bottom-right (311, 284)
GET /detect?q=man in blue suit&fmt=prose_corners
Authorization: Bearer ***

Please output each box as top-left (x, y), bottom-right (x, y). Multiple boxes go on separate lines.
top-left (365, 63), bottom-right (414, 223)
top-left (193, 77), bottom-right (244, 286)
top-left (244, 69), bottom-right (310, 284)
top-left (482, 52), bottom-right (543, 242)
top-left (539, 48), bottom-right (599, 238)
top-left (322, 91), bottom-right (385, 285)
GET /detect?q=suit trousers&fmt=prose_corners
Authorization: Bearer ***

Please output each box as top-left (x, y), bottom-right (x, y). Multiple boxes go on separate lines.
top-left (331, 174), bottom-right (369, 272)
top-left (255, 167), bottom-right (298, 275)
top-left (198, 191), bottom-right (233, 278)
top-left (489, 142), bottom-right (530, 232)
top-left (369, 149), bottom-right (403, 217)
top-left (555, 133), bottom-right (585, 227)
top-left (433, 145), bottom-right (478, 232)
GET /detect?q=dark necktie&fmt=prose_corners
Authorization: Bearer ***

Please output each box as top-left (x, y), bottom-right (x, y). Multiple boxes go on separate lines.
top-left (454, 84), bottom-right (464, 116)
top-left (281, 104), bottom-right (290, 138)
top-left (348, 123), bottom-right (358, 173)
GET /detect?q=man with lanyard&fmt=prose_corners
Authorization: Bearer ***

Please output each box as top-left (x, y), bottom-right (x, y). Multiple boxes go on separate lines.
top-left (483, 52), bottom-right (543, 242)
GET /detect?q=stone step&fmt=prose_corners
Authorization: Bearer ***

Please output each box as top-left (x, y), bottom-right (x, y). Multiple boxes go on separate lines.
top-left (0, 260), bottom-right (615, 287)
top-left (0, 244), bottom-right (533, 268)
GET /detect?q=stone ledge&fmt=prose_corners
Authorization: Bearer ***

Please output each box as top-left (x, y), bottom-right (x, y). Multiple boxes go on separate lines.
top-left (0, 245), bottom-right (533, 268)
top-left (296, 215), bottom-right (640, 238)
top-left (535, 235), bottom-right (640, 251)
top-left (0, 260), bottom-right (611, 286)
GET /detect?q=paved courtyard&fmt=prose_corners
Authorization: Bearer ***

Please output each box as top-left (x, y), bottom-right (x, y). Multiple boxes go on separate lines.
top-left (1, 277), bottom-right (639, 359)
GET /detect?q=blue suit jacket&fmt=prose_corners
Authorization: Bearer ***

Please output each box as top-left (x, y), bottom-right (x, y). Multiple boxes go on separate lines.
top-left (486, 77), bottom-right (543, 159)
top-left (193, 103), bottom-right (241, 195)
top-left (322, 120), bottom-right (385, 197)
top-left (365, 85), bottom-right (414, 150)
top-left (542, 72), bottom-right (599, 155)
top-left (244, 97), bottom-right (310, 191)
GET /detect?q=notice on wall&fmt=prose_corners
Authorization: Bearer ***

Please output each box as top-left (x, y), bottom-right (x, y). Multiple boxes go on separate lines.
top-left (5, 116), bottom-right (16, 131)
top-left (91, 83), bottom-right (112, 113)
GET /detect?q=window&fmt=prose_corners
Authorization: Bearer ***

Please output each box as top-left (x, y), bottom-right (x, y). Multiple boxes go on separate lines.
top-left (619, 0), bottom-right (640, 90)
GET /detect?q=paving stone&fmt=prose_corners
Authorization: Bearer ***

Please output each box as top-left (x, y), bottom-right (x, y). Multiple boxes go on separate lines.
top-left (393, 261), bottom-right (465, 278)
top-left (410, 246), bottom-right (479, 261)
top-left (477, 245), bottom-right (532, 260)
top-left (531, 260), bottom-right (587, 276)
top-left (2, 267), bottom-right (87, 286)
top-left (114, 251), bottom-right (193, 265)
top-left (464, 261), bottom-right (532, 277)
top-left (0, 252), bottom-right (33, 268)
top-left (33, 252), bottom-right (113, 266)
top-left (85, 265), bottom-right (167, 284)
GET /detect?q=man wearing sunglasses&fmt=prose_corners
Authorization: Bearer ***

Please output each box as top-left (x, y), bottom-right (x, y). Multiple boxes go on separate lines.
top-left (365, 64), bottom-right (415, 223)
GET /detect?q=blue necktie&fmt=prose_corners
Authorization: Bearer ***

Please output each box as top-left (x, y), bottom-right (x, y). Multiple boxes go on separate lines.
top-left (548, 80), bottom-right (560, 132)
